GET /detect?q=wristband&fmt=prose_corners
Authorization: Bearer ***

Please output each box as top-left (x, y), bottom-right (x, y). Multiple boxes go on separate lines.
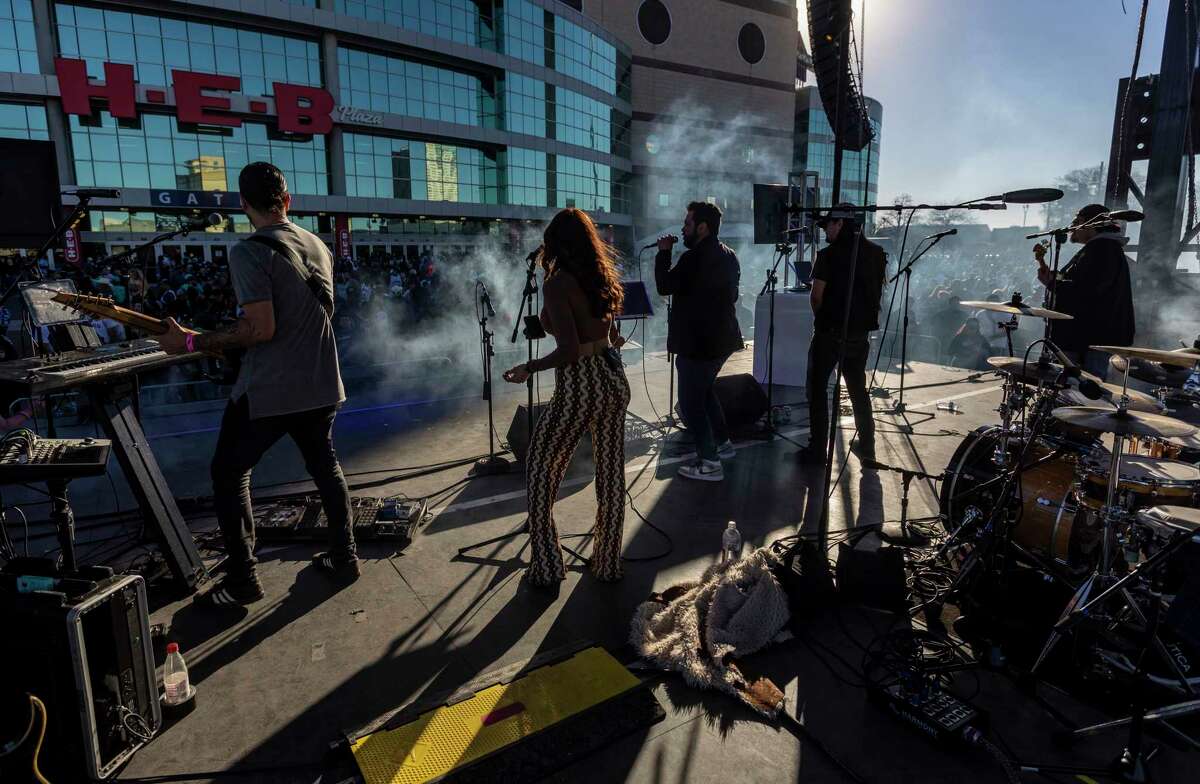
top-left (185, 333), bottom-right (196, 353)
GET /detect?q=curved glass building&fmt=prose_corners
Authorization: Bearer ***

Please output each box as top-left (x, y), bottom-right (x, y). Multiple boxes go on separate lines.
top-left (0, 0), bottom-right (633, 262)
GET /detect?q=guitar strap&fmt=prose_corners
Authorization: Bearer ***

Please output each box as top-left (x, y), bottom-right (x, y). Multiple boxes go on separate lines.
top-left (244, 234), bottom-right (335, 319)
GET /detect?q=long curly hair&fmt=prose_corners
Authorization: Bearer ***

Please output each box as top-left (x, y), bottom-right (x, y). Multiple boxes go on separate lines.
top-left (541, 208), bottom-right (624, 319)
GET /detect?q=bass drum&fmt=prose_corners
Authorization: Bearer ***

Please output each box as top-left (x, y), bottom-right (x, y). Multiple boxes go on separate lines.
top-left (940, 426), bottom-right (1101, 570)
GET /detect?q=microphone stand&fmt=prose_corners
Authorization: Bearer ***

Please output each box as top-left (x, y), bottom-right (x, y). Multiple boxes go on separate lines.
top-left (758, 239), bottom-right (794, 437)
top-left (1026, 226), bottom-right (1069, 347)
top-left (473, 284), bottom-right (510, 476)
top-left (881, 232), bottom-right (952, 425)
top-left (511, 253), bottom-right (540, 449)
top-left (97, 219), bottom-right (211, 269)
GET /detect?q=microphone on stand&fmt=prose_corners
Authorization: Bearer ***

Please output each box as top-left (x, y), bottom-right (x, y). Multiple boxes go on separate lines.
top-left (978, 188), bottom-right (1065, 204)
top-left (525, 245), bottom-right (543, 263)
top-left (62, 188), bottom-right (121, 199)
top-left (478, 281), bottom-right (496, 318)
top-left (186, 212), bottom-right (223, 230)
top-left (1103, 209), bottom-right (1144, 222)
top-left (924, 228), bottom-right (958, 241)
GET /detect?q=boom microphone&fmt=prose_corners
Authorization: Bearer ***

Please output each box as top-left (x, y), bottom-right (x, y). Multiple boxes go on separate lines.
top-left (978, 188), bottom-right (1065, 204)
top-left (63, 188), bottom-right (121, 199)
top-left (1103, 209), bottom-right (1144, 222)
top-left (925, 228), bottom-right (958, 241)
top-left (187, 212), bottom-right (223, 229)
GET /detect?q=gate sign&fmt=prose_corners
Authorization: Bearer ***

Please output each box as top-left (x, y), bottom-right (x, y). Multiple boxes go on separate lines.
top-left (334, 215), bottom-right (352, 265)
top-left (63, 228), bottom-right (81, 266)
top-left (154, 190), bottom-right (237, 209)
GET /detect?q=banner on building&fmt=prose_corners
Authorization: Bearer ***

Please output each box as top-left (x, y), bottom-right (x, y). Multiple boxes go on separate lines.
top-left (334, 216), bottom-right (352, 266)
top-left (63, 228), bottom-right (82, 266)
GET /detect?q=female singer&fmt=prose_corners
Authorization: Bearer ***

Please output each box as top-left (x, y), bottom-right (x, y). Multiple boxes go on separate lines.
top-left (503, 208), bottom-right (630, 592)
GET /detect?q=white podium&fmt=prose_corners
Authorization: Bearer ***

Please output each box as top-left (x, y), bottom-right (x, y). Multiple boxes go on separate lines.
top-left (752, 290), bottom-right (814, 387)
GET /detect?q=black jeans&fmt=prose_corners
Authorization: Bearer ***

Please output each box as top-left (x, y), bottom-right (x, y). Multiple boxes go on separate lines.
top-left (676, 354), bottom-right (731, 461)
top-left (806, 331), bottom-right (873, 453)
top-left (212, 396), bottom-right (355, 580)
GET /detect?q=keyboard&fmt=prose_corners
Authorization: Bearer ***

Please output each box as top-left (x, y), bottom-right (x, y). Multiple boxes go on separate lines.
top-left (0, 435), bottom-right (111, 482)
top-left (0, 339), bottom-right (200, 394)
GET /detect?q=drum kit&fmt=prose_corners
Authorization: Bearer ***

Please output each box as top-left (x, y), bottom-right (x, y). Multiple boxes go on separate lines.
top-left (930, 297), bottom-right (1200, 763)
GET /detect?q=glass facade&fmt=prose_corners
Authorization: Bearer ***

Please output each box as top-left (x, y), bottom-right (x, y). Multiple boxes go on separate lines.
top-left (499, 0), bottom-right (629, 100)
top-left (333, 0), bottom-right (487, 47)
top-left (70, 111), bottom-right (329, 194)
top-left (505, 147), bottom-right (546, 207)
top-left (344, 133), bottom-right (499, 204)
top-left (55, 4), bottom-right (322, 95)
top-left (337, 47), bottom-right (497, 127)
top-left (556, 154), bottom-right (626, 213)
top-left (0, 101), bottom-right (48, 140)
top-left (503, 74), bottom-right (629, 158)
top-left (504, 73), bottom-right (546, 137)
top-left (0, 0), bottom-right (38, 73)
top-left (794, 91), bottom-right (882, 209)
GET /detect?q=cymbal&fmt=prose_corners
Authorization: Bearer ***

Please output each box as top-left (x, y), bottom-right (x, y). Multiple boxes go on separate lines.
top-left (961, 300), bottom-right (1073, 320)
top-left (1093, 345), bottom-right (1200, 369)
top-left (988, 356), bottom-right (1101, 386)
top-left (1110, 355), bottom-right (1192, 387)
top-left (1059, 383), bottom-right (1161, 413)
top-left (1051, 406), bottom-right (1197, 438)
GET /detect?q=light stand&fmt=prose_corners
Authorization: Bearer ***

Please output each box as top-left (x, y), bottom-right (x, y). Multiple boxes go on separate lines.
top-left (472, 282), bottom-right (510, 476)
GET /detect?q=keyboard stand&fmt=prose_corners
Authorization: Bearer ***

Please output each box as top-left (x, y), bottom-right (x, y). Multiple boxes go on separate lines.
top-left (88, 380), bottom-right (207, 591)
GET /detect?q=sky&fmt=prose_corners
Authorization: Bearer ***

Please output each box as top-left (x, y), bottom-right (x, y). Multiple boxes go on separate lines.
top-left (796, 0), bottom-right (1171, 228)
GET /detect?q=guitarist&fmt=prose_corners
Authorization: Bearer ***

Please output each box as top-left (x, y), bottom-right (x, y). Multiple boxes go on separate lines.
top-left (1035, 203), bottom-right (1136, 379)
top-left (159, 162), bottom-right (358, 605)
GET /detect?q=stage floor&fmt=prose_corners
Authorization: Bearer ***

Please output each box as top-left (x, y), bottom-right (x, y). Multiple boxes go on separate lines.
top-left (29, 347), bottom-right (1200, 782)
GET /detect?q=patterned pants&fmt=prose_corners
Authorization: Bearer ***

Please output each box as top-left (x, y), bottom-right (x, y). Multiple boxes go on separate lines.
top-left (526, 354), bottom-right (631, 585)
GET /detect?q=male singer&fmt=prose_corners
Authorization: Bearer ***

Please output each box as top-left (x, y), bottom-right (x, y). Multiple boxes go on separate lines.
top-left (655, 201), bottom-right (743, 482)
top-left (797, 203), bottom-right (887, 466)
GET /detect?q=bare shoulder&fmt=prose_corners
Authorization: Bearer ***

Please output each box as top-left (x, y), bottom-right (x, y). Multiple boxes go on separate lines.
top-left (544, 271), bottom-right (581, 296)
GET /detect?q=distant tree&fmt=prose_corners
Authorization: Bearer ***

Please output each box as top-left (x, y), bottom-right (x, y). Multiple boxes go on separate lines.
top-left (1043, 164), bottom-right (1105, 229)
top-left (928, 207), bottom-right (978, 227)
top-left (875, 193), bottom-right (914, 229)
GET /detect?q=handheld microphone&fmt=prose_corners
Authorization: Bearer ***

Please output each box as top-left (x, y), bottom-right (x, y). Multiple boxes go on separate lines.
top-left (642, 236), bottom-right (677, 251)
top-left (478, 281), bottom-right (496, 318)
top-left (63, 188), bottom-right (121, 199)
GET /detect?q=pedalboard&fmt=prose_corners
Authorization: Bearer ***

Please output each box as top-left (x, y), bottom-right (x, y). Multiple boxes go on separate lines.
top-left (870, 682), bottom-right (986, 747)
top-left (256, 495), bottom-right (428, 546)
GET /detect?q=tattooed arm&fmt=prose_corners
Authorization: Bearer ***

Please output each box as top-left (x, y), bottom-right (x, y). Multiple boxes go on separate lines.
top-left (159, 301), bottom-right (275, 355)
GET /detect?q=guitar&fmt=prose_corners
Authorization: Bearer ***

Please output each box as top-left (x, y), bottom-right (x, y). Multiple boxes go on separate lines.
top-left (50, 291), bottom-right (243, 383)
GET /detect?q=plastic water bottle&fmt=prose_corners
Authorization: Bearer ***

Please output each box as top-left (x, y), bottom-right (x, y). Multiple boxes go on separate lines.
top-left (163, 642), bottom-right (190, 705)
top-left (936, 401), bottom-right (959, 413)
top-left (721, 521), bottom-right (742, 563)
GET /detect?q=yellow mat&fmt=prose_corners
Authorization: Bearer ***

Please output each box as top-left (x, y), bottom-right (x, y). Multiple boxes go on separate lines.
top-left (351, 647), bottom-right (641, 784)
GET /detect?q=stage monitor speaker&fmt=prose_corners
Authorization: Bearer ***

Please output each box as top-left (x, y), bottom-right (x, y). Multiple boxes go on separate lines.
top-left (0, 139), bottom-right (60, 248)
top-left (714, 373), bottom-right (769, 430)
top-left (807, 0), bottom-right (874, 152)
top-left (506, 402), bottom-right (594, 468)
top-left (753, 183), bottom-right (790, 245)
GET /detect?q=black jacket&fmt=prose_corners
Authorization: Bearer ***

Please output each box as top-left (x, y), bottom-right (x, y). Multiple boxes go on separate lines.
top-left (655, 235), bottom-right (743, 360)
top-left (812, 231), bottom-right (888, 334)
top-left (1049, 234), bottom-right (1135, 353)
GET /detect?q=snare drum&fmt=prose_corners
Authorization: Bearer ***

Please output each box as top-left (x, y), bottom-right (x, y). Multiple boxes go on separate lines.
top-left (1078, 455), bottom-right (1200, 512)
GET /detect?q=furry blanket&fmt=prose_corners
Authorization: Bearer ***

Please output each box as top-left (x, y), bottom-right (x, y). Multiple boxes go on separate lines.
top-left (629, 547), bottom-right (790, 716)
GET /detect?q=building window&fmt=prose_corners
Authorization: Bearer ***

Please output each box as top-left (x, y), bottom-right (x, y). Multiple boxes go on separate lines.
top-left (658, 193), bottom-right (669, 207)
top-left (0, 102), bottom-right (49, 140)
top-left (344, 133), bottom-right (499, 204)
top-left (505, 73), bottom-right (548, 137)
top-left (337, 47), bottom-right (495, 127)
top-left (637, 0), bottom-right (671, 46)
top-left (69, 111), bottom-right (329, 194)
top-left (506, 147), bottom-right (547, 207)
top-left (55, 4), bottom-right (322, 96)
top-left (500, 0), bottom-right (620, 96)
top-left (333, 0), bottom-right (485, 47)
top-left (1, 0), bottom-right (38, 73)
top-left (737, 22), bottom-right (765, 65)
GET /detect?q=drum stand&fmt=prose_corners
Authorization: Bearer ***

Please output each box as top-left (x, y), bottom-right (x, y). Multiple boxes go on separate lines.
top-left (1032, 366), bottom-right (1197, 693)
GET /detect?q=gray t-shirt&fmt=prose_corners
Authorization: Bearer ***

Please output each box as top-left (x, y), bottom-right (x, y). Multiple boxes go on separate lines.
top-left (229, 221), bottom-right (345, 419)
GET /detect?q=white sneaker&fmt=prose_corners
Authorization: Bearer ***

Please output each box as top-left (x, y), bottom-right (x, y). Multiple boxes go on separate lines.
top-left (678, 459), bottom-right (724, 482)
top-left (717, 440), bottom-right (736, 460)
